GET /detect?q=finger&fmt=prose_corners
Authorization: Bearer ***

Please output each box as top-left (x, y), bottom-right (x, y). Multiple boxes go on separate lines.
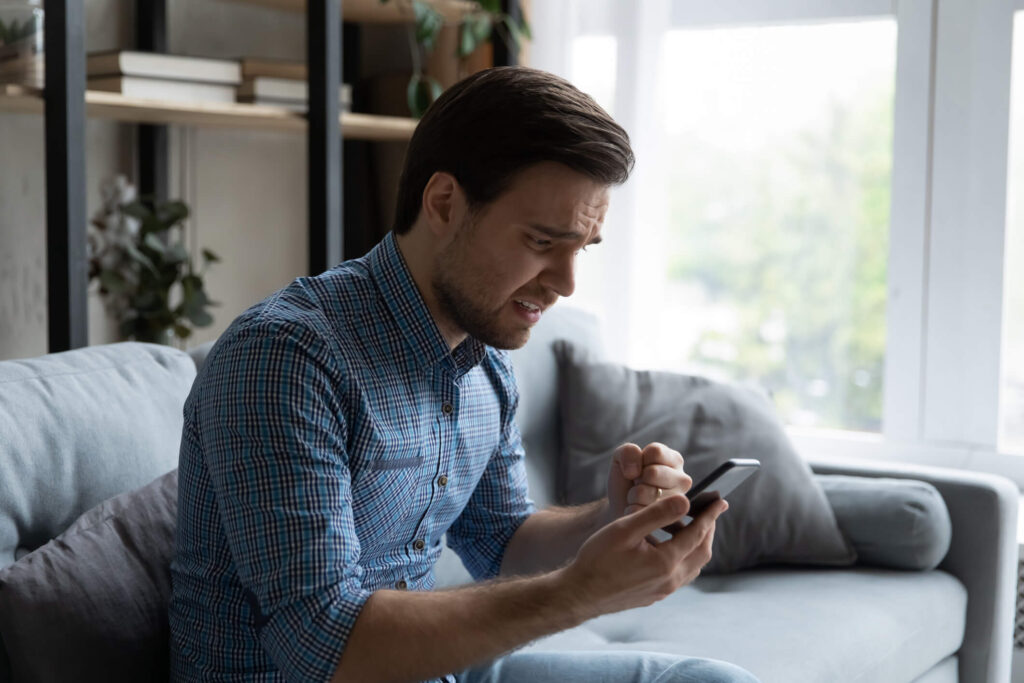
top-left (662, 499), bottom-right (727, 557)
top-left (617, 494), bottom-right (690, 542)
top-left (613, 443), bottom-right (643, 480)
top-left (638, 464), bottom-right (693, 492)
top-left (641, 442), bottom-right (684, 469)
top-left (627, 483), bottom-right (663, 507)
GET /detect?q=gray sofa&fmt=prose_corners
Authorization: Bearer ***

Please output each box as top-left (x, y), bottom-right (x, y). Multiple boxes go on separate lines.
top-left (0, 305), bottom-right (1018, 682)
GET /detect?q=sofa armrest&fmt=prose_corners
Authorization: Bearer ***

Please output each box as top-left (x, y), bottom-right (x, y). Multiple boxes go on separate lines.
top-left (809, 457), bottom-right (1018, 683)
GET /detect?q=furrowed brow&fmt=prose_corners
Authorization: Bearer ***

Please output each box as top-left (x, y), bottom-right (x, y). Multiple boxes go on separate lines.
top-left (530, 224), bottom-right (603, 246)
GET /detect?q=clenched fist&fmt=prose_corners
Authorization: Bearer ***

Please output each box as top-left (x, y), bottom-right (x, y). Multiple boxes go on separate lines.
top-left (607, 442), bottom-right (693, 519)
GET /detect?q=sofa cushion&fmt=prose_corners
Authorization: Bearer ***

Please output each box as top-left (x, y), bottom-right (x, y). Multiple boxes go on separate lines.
top-left (526, 568), bottom-right (967, 683)
top-left (0, 469), bottom-right (178, 682)
top-left (819, 475), bottom-right (952, 571)
top-left (0, 342), bottom-right (194, 570)
top-left (553, 340), bottom-right (855, 573)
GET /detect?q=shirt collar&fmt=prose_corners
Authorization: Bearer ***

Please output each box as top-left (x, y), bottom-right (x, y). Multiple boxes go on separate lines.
top-left (369, 232), bottom-right (488, 376)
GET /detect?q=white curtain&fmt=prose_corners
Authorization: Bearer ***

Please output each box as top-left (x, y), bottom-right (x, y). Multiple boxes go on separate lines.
top-left (529, 0), bottom-right (673, 367)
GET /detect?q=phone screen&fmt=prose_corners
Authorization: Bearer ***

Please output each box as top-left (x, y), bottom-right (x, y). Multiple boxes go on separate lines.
top-left (654, 458), bottom-right (760, 539)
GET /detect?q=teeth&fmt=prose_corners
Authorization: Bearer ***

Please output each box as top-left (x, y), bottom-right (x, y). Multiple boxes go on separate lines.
top-left (516, 300), bottom-right (540, 312)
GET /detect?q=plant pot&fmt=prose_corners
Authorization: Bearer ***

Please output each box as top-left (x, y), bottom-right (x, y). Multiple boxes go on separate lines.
top-left (0, 1), bottom-right (43, 90)
top-left (135, 326), bottom-right (175, 347)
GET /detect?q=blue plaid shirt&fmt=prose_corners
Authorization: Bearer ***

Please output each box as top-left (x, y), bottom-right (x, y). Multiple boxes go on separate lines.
top-left (169, 232), bottom-right (536, 682)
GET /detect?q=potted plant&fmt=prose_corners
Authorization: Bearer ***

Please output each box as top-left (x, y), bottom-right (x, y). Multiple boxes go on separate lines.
top-left (381, 0), bottom-right (532, 116)
top-left (0, 0), bottom-right (44, 89)
top-left (87, 175), bottom-right (219, 346)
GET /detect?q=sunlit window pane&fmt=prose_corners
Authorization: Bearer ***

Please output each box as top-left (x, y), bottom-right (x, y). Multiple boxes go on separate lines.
top-left (1000, 12), bottom-right (1024, 455)
top-left (648, 20), bottom-right (897, 432)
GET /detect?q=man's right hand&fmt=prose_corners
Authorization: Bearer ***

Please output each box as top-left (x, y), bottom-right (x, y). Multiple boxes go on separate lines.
top-left (559, 494), bottom-right (727, 619)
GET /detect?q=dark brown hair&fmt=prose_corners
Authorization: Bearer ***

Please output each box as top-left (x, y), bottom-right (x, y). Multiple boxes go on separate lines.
top-left (392, 66), bottom-right (634, 234)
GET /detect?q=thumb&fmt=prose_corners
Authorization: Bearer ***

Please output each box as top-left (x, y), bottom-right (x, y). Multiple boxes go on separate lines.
top-left (612, 443), bottom-right (643, 480)
top-left (619, 494), bottom-right (690, 541)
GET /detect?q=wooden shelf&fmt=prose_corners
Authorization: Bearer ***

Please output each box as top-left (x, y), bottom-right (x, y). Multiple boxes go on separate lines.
top-left (0, 85), bottom-right (418, 141)
top-left (220, 0), bottom-right (477, 23)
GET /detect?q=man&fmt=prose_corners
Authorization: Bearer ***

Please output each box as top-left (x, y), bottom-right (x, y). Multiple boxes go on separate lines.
top-left (169, 67), bottom-right (759, 683)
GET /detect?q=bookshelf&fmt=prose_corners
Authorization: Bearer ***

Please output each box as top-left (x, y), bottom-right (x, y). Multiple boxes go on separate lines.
top-left (27, 0), bottom-right (517, 352)
top-left (221, 0), bottom-right (477, 23)
top-left (0, 84), bottom-right (418, 139)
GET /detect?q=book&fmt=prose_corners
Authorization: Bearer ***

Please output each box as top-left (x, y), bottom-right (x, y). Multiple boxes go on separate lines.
top-left (238, 76), bottom-right (306, 101)
top-left (237, 78), bottom-right (352, 109)
top-left (86, 50), bottom-right (242, 85)
top-left (240, 58), bottom-right (306, 81)
top-left (87, 76), bottom-right (236, 104)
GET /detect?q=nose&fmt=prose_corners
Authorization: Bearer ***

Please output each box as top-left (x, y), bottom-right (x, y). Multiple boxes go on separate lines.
top-left (539, 250), bottom-right (576, 298)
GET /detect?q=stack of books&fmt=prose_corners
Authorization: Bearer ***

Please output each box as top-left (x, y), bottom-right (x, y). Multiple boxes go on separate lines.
top-left (237, 58), bottom-right (352, 113)
top-left (86, 50), bottom-right (241, 104)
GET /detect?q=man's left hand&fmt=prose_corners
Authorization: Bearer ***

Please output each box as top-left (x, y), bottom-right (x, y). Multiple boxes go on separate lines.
top-left (606, 442), bottom-right (693, 521)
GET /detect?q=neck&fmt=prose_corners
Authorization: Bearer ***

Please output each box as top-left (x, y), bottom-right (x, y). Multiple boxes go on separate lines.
top-left (394, 229), bottom-right (467, 351)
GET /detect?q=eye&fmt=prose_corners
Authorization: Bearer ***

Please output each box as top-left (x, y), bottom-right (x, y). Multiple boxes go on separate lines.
top-left (530, 236), bottom-right (552, 249)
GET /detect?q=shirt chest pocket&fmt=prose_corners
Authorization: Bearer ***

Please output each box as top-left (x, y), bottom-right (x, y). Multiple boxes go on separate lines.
top-left (350, 448), bottom-right (426, 543)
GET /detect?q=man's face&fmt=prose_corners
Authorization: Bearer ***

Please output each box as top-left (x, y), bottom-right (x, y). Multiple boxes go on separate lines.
top-left (431, 162), bottom-right (609, 349)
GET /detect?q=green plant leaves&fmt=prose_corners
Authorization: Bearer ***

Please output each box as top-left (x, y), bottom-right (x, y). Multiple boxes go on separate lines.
top-left (459, 12), bottom-right (493, 58)
top-left (160, 200), bottom-right (189, 224)
top-left (503, 13), bottom-right (531, 44)
top-left (143, 232), bottom-right (167, 255)
top-left (413, 0), bottom-right (444, 54)
top-left (1, 15), bottom-right (42, 45)
top-left (119, 200), bottom-right (151, 222)
top-left (388, 0), bottom-right (533, 117)
top-left (99, 269), bottom-right (127, 294)
top-left (124, 242), bottom-right (158, 276)
top-left (89, 187), bottom-right (218, 344)
top-left (407, 73), bottom-right (443, 118)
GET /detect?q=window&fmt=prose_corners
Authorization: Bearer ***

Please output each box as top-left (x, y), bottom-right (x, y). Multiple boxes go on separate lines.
top-left (568, 15), bottom-right (898, 433)
top-left (650, 21), bottom-right (896, 431)
top-left (1001, 10), bottom-right (1024, 455)
top-left (532, 0), bottom-right (1024, 485)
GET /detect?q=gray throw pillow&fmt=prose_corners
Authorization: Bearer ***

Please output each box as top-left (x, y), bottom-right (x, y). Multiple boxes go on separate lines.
top-left (818, 475), bottom-right (952, 570)
top-left (553, 340), bottom-right (856, 573)
top-left (0, 469), bottom-right (178, 682)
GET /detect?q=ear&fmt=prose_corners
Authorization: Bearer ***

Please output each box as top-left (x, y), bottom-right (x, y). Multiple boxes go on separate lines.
top-left (420, 171), bottom-right (464, 238)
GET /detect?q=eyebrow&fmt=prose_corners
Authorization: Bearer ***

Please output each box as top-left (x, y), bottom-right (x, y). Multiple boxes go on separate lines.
top-left (529, 224), bottom-right (604, 246)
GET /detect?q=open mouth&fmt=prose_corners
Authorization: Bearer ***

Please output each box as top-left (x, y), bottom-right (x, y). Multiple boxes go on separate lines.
top-left (514, 299), bottom-right (542, 313)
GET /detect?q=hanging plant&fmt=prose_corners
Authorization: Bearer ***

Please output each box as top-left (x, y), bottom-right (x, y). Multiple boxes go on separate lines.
top-left (379, 0), bottom-right (532, 117)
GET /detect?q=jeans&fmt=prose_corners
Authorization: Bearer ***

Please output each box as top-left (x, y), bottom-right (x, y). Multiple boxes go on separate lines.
top-left (455, 650), bottom-right (761, 683)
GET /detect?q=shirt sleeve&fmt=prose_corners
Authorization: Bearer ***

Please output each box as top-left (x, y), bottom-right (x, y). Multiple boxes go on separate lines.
top-left (446, 351), bottom-right (537, 580)
top-left (196, 316), bottom-right (370, 682)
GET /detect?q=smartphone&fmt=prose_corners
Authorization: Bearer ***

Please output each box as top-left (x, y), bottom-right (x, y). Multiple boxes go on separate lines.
top-left (655, 458), bottom-right (761, 539)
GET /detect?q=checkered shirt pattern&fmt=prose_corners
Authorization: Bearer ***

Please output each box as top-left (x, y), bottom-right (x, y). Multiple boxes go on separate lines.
top-left (169, 232), bottom-right (536, 682)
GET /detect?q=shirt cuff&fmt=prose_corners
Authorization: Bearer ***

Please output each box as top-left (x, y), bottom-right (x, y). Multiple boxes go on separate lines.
top-left (257, 578), bottom-right (373, 682)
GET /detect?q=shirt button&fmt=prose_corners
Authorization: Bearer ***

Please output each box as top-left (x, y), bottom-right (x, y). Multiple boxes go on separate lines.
top-left (413, 539), bottom-right (426, 551)
top-left (438, 475), bottom-right (448, 487)
top-left (442, 402), bottom-right (454, 415)
top-left (396, 580), bottom-right (408, 590)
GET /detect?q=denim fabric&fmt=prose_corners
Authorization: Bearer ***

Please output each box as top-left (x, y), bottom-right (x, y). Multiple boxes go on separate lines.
top-left (457, 650), bottom-right (761, 683)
